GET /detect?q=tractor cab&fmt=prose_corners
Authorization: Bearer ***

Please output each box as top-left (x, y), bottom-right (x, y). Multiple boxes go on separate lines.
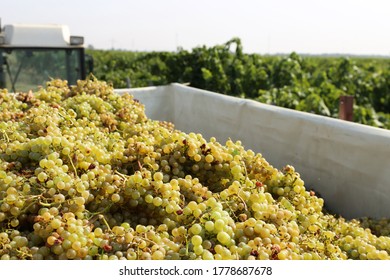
top-left (0, 20), bottom-right (93, 92)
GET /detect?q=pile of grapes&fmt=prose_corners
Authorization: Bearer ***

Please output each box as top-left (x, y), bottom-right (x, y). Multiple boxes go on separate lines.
top-left (0, 77), bottom-right (389, 260)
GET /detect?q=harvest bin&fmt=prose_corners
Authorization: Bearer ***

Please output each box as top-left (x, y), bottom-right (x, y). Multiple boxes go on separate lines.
top-left (115, 84), bottom-right (390, 220)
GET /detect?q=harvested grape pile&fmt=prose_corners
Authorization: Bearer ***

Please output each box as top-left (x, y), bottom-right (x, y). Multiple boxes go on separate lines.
top-left (0, 78), bottom-right (389, 260)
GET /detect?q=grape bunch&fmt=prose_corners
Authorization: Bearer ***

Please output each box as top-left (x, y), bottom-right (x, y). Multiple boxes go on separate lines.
top-left (0, 77), bottom-right (389, 260)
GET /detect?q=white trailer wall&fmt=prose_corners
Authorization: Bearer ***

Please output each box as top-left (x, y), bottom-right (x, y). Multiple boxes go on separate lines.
top-left (115, 84), bottom-right (390, 219)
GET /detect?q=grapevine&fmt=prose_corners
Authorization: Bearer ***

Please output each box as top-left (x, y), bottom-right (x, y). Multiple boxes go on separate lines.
top-left (89, 40), bottom-right (390, 129)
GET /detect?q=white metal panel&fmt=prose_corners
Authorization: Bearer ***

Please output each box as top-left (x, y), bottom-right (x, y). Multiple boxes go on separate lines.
top-left (115, 86), bottom-right (174, 123)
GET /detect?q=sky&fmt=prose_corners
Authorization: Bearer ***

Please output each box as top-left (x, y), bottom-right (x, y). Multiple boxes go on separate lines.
top-left (2, 0), bottom-right (390, 56)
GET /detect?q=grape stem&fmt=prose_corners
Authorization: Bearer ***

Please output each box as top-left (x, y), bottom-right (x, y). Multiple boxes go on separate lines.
top-left (242, 161), bottom-right (248, 178)
top-left (236, 193), bottom-right (248, 212)
top-left (86, 203), bottom-right (114, 223)
top-left (39, 201), bottom-right (53, 207)
top-left (221, 200), bottom-right (239, 220)
top-left (16, 248), bottom-right (32, 259)
top-left (98, 214), bottom-right (112, 232)
top-left (1, 130), bottom-right (10, 142)
top-left (19, 194), bottom-right (53, 214)
top-left (68, 154), bottom-right (78, 177)
top-left (141, 233), bottom-right (157, 246)
top-left (20, 200), bottom-right (39, 214)
top-left (58, 111), bottom-right (75, 125)
top-left (114, 171), bottom-right (128, 181)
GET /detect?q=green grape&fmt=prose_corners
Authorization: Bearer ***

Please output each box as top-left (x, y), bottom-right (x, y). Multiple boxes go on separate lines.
top-left (1, 77), bottom-right (389, 260)
top-left (214, 219), bottom-right (225, 232)
top-left (217, 231), bottom-right (231, 245)
top-left (190, 224), bottom-right (202, 235)
top-left (204, 221), bottom-right (214, 232)
top-left (191, 235), bottom-right (203, 246)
